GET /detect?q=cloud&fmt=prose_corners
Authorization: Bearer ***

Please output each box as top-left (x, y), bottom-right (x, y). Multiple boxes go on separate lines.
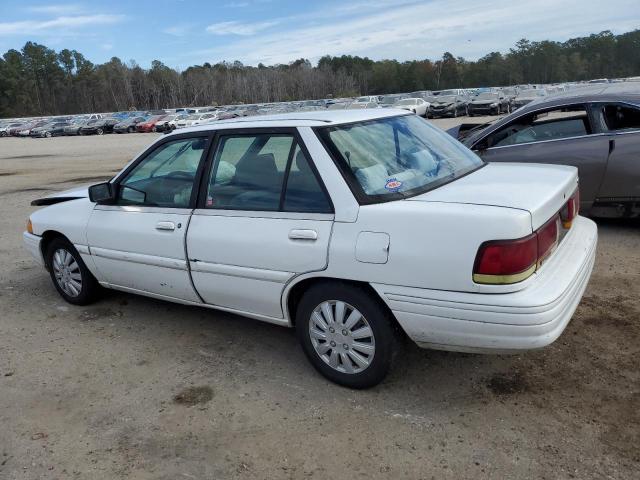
top-left (224, 1), bottom-right (249, 7)
top-left (101, 43), bottom-right (113, 51)
top-left (163, 24), bottom-right (192, 37)
top-left (189, 0), bottom-right (640, 65)
top-left (205, 20), bottom-right (278, 36)
top-left (0, 14), bottom-right (125, 36)
top-left (27, 3), bottom-right (84, 15)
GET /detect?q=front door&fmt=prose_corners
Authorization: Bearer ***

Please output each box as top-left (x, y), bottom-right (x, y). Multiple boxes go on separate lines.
top-left (86, 134), bottom-right (210, 302)
top-left (187, 130), bottom-right (334, 319)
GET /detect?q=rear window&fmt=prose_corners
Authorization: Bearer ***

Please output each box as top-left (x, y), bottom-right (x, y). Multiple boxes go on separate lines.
top-left (317, 114), bottom-right (483, 203)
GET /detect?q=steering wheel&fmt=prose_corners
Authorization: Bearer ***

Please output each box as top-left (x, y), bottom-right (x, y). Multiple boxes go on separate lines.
top-left (165, 171), bottom-right (195, 181)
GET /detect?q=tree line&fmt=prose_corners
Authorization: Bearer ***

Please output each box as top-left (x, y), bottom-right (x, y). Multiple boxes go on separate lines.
top-left (0, 29), bottom-right (638, 118)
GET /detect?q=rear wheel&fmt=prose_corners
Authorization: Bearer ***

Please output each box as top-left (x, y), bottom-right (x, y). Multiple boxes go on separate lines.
top-left (45, 237), bottom-right (101, 305)
top-left (128, 126), bottom-right (135, 133)
top-left (96, 128), bottom-right (104, 135)
top-left (296, 283), bottom-right (397, 389)
top-left (45, 131), bottom-right (52, 138)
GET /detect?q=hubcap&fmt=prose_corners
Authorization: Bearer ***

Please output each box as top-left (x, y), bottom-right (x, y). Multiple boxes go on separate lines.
top-left (309, 300), bottom-right (375, 374)
top-left (52, 248), bottom-right (82, 297)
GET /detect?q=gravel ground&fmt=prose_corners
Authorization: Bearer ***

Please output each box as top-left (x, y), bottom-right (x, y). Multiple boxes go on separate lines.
top-left (0, 118), bottom-right (638, 479)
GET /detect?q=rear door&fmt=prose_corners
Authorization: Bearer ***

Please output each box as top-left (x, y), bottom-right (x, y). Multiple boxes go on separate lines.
top-left (592, 102), bottom-right (640, 201)
top-left (472, 103), bottom-right (609, 210)
top-left (187, 128), bottom-right (334, 319)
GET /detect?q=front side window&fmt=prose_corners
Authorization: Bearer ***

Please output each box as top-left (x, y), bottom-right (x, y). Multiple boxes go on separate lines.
top-left (317, 114), bottom-right (483, 202)
top-left (483, 105), bottom-right (590, 148)
top-left (206, 133), bottom-right (331, 213)
top-left (118, 136), bottom-right (207, 207)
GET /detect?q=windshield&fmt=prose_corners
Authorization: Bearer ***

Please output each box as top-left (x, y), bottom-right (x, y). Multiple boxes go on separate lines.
top-left (395, 99), bottom-right (418, 106)
top-left (436, 95), bottom-right (457, 103)
top-left (476, 93), bottom-right (499, 100)
top-left (317, 114), bottom-right (483, 202)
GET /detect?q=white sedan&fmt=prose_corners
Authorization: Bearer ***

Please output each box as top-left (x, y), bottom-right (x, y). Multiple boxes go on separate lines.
top-left (24, 109), bottom-right (597, 388)
top-left (392, 97), bottom-right (430, 117)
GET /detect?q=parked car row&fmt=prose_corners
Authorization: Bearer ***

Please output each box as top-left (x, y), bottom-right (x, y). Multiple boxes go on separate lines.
top-left (1, 79), bottom-right (636, 139)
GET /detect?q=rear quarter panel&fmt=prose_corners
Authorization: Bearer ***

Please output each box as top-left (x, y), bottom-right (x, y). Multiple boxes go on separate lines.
top-left (323, 200), bottom-right (532, 293)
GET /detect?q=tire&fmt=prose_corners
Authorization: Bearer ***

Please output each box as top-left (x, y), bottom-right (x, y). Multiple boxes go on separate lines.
top-left (45, 131), bottom-right (52, 138)
top-left (45, 237), bottom-right (101, 306)
top-left (96, 128), bottom-right (104, 135)
top-left (152, 126), bottom-right (157, 132)
top-left (296, 282), bottom-right (397, 389)
top-left (128, 126), bottom-right (134, 133)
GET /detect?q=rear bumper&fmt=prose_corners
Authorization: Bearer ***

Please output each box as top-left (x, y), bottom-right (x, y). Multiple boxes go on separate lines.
top-left (372, 216), bottom-right (597, 353)
top-left (23, 232), bottom-right (44, 266)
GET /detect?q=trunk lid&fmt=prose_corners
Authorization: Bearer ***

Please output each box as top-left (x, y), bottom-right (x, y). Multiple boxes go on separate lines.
top-left (407, 163), bottom-right (578, 230)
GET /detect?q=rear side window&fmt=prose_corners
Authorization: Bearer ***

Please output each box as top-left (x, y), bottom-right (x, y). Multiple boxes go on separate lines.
top-left (206, 134), bottom-right (331, 213)
top-left (484, 105), bottom-right (591, 148)
top-left (602, 104), bottom-right (640, 131)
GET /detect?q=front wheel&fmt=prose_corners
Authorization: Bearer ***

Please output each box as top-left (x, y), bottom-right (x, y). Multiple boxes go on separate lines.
top-left (296, 283), bottom-right (397, 389)
top-left (128, 126), bottom-right (135, 133)
top-left (45, 238), bottom-right (101, 305)
top-left (96, 128), bottom-right (104, 135)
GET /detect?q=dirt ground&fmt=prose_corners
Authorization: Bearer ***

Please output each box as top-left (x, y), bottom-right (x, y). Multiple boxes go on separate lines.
top-left (0, 118), bottom-right (638, 480)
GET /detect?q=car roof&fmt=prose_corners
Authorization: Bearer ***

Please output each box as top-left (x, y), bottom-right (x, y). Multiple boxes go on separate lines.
top-left (515, 83), bottom-right (640, 113)
top-left (172, 109), bottom-right (409, 135)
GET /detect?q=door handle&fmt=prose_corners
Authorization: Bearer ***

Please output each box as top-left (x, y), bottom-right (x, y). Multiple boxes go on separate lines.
top-left (289, 229), bottom-right (318, 241)
top-left (156, 221), bottom-right (176, 231)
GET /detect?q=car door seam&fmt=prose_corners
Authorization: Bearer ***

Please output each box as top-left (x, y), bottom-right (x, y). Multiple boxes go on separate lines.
top-left (183, 209), bottom-right (206, 303)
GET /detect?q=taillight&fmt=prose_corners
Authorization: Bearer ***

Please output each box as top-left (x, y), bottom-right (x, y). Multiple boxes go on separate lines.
top-left (537, 215), bottom-right (560, 266)
top-left (473, 234), bottom-right (537, 284)
top-left (473, 214), bottom-right (561, 285)
top-left (560, 189), bottom-right (580, 228)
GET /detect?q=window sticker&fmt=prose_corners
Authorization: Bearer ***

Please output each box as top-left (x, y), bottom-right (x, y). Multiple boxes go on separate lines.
top-left (385, 178), bottom-right (403, 191)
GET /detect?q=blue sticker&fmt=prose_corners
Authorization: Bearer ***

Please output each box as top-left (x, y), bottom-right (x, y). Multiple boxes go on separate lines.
top-left (385, 178), bottom-right (403, 191)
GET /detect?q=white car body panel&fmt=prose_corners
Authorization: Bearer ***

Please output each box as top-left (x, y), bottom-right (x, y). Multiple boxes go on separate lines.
top-left (371, 216), bottom-right (596, 352)
top-left (23, 109), bottom-right (597, 354)
top-left (187, 211), bottom-right (333, 318)
top-left (86, 206), bottom-right (200, 302)
top-left (416, 162), bottom-right (578, 230)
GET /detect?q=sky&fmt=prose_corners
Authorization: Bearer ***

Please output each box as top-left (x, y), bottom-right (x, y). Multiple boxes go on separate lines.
top-left (0, 0), bottom-right (638, 69)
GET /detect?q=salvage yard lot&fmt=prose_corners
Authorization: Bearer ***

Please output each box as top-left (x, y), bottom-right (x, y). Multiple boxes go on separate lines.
top-left (0, 117), bottom-right (639, 479)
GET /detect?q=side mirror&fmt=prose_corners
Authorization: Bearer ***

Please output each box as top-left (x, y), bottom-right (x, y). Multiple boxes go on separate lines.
top-left (88, 182), bottom-right (115, 204)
